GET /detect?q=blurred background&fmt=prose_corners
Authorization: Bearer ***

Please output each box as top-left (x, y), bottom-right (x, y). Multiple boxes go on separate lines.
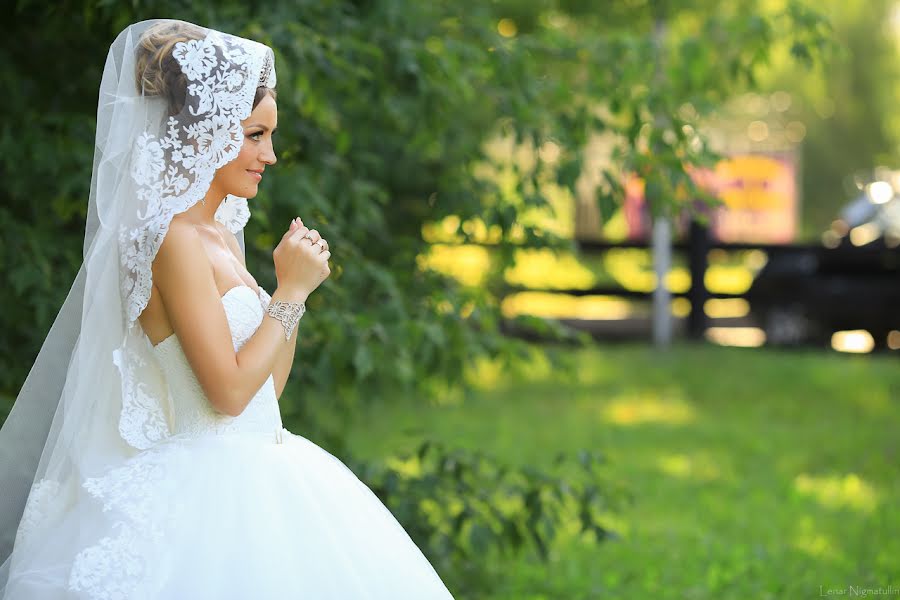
top-left (1, 1), bottom-right (898, 598)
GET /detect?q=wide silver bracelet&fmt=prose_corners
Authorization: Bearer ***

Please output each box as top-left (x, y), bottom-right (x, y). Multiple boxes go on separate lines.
top-left (266, 300), bottom-right (306, 340)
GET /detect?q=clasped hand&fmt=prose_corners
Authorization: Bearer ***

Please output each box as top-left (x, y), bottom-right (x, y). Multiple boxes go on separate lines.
top-left (272, 217), bottom-right (331, 300)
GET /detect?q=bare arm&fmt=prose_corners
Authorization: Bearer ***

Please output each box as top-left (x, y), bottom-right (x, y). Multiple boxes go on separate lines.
top-left (271, 322), bottom-right (299, 400)
top-left (153, 221), bottom-right (307, 416)
top-left (218, 224), bottom-right (298, 399)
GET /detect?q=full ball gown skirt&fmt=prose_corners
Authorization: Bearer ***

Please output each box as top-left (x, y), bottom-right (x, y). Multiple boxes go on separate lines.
top-left (3, 285), bottom-right (455, 599)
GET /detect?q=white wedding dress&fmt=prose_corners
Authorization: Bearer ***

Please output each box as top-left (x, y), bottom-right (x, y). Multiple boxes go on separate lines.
top-left (4, 284), bottom-right (455, 599)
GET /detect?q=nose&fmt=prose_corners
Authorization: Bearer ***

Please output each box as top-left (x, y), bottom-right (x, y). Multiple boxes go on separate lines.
top-left (260, 140), bottom-right (277, 166)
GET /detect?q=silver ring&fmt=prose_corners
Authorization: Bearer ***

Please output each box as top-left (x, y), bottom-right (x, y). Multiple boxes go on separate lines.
top-left (316, 239), bottom-right (328, 250)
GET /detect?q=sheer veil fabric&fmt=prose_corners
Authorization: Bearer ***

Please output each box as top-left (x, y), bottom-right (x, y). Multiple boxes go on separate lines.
top-left (0, 19), bottom-right (273, 590)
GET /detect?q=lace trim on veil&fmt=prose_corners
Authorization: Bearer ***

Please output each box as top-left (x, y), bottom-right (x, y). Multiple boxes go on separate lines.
top-left (115, 30), bottom-right (275, 451)
top-left (6, 24), bottom-right (277, 599)
top-left (215, 195), bottom-right (252, 233)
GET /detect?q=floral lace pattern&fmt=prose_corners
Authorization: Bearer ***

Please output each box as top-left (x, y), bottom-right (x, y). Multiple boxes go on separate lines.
top-left (69, 526), bottom-right (148, 600)
top-left (116, 27), bottom-right (276, 451)
top-left (69, 450), bottom-right (178, 599)
top-left (69, 284), bottom-right (280, 599)
top-left (214, 194), bottom-right (251, 233)
top-left (114, 336), bottom-right (172, 450)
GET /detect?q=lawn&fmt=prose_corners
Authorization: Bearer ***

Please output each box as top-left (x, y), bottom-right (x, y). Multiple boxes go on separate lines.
top-left (333, 343), bottom-right (900, 599)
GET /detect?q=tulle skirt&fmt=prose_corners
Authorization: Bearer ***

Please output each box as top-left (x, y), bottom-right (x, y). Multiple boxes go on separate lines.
top-left (2, 430), bottom-right (455, 599)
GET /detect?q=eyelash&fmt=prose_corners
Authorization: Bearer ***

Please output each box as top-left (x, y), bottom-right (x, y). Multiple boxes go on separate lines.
top-left (247, 131), bottom-right (277, 142)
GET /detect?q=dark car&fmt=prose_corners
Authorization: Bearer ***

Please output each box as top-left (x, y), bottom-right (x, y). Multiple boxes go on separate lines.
top-left (746, 181), bottom-right (900, 349)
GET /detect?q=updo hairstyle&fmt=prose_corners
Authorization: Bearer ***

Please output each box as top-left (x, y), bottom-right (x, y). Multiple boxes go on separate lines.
top-left (134, 21), bottom-right (276, 117)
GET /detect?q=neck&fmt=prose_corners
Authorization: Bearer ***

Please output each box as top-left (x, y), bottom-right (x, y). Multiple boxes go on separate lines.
top-left (182, 185), bottom-right (226, 227)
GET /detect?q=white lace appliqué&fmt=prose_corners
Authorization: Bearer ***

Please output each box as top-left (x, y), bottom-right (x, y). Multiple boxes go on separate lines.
top-left (69, 286), bottom-right (282, 599)
top-left (115, 29), bottom-right (276, 451)
top-left (114, 337), bottom-right (172, 450)
top-left (214, 195), bottom-right (251, 233)
top-left (68, 451), bottom-right (176, 599)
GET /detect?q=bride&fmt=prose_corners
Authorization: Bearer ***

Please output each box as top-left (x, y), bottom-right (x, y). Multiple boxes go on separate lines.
top-left (0, 19), bottom-right (455, 599)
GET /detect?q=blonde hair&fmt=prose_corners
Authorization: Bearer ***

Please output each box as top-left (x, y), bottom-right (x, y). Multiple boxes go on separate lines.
top-left (135, 21), bottom-right (276, 116)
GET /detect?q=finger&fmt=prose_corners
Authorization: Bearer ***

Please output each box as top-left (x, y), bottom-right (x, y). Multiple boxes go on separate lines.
top-left (290, 226), bottom-right (310, 240)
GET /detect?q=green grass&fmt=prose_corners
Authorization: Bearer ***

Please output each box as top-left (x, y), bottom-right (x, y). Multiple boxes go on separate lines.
top-left (337, 343), bottom-right (900, 599)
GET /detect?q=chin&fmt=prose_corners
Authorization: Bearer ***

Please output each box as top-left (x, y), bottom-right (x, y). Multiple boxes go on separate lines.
top-left (236, 186), bottom-right (259, 199)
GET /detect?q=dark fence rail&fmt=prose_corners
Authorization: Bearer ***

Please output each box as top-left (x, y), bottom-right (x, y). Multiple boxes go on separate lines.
top-left (477, 220), bottom-right (900, 343)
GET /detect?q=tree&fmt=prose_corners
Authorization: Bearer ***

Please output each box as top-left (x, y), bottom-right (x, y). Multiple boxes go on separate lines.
top-left (0, 0), bottom-right (831, 592)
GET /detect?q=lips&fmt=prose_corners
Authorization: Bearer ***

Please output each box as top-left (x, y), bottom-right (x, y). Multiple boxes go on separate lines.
top-left (247, 170), bottom-right (263, 182)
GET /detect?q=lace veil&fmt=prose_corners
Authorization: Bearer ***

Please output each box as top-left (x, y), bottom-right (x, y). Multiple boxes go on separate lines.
top-left (0, 18), bottom-right (276, 588)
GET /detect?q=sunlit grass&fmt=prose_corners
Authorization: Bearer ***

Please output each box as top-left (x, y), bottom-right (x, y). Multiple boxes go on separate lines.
top-left (656, 452), bottom-right (723, 481)
top-left (793, 473), bottom-right (879, 513)
top-left (792, 517), bottom-right (842, 561)
top-left (600, 392), bottom-right (696, 426)
top-left (332, 344), bottom-right (900, 599)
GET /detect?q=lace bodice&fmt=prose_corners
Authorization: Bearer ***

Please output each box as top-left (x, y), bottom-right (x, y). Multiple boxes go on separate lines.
top-left (151, 284), bottom-right (283, 438)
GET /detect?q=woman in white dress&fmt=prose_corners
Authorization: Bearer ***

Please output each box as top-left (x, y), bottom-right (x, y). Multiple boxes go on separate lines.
top-left (0, 19), bottom-right (455, 599)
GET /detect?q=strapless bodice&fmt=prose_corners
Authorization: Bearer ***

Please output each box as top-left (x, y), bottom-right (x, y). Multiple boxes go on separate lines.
top-left (151, 285), bottom-right (283, 438)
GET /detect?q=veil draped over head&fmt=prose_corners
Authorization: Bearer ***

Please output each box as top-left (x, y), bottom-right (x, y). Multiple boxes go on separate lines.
top-left (0, 19), bottom-right (276, 587)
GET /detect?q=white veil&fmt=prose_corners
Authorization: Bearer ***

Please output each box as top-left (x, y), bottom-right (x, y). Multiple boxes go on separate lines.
top-left (0, 19), bottom-right (276, 591)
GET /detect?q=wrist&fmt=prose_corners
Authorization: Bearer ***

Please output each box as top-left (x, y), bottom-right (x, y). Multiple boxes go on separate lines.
top-left (273, 285), bottom-right (310, 304)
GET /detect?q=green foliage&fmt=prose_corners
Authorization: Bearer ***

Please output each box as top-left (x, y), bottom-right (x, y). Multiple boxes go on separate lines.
top-left (764, 0), bottom-right (900, 234)
top-left (0, 1), bottom-right (832, 405)
top-left (351, 441), bottom-right (618, 596)
top-left (0, 0), bottom-right (834, 588)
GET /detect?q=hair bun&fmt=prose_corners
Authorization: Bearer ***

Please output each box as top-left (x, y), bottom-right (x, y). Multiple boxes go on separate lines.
top-left (134, 21), bottom-right (206, 115)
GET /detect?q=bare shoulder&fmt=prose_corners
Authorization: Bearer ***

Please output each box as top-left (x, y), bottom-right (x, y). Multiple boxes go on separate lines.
top-left (153, 219), bottom-right (214, 290)
top-left (162, 218), bottom-right (201, 246)
top-left (155, 220), bottom-right (204, 267)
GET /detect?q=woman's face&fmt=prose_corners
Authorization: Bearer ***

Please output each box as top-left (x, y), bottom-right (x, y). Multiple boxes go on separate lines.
top-left (211, 93), bottom-right (278, 199)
